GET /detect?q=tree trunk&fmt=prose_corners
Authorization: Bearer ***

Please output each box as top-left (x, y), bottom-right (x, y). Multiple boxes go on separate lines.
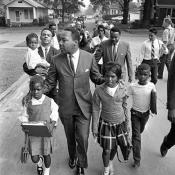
top-left (142, 0), bottom-right (154, 26)
top-left (61, 0), bottom-right (65, 23)
top-left (122, 0), bottom-right (130, 24)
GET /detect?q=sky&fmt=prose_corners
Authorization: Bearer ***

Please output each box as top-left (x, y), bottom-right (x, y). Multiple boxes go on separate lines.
top-left (81, 0), bottom-right (90, 10)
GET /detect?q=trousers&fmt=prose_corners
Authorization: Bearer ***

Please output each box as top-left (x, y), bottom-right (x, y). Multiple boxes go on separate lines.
top-left (162, 122), bottom-right (175, 149)
top-left (131, 109), bottom-right (149, 162)
top-left (158, 54), bottom-right (171, 78)
top-left (60, 114), bottom-right (90, 168)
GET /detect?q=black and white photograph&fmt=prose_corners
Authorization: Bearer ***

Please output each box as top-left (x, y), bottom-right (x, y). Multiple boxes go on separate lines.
top-left (0, 0), bottom-right (175, 174)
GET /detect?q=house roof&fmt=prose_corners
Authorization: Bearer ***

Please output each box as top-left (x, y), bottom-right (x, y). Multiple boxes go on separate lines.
top-left (4, 0), bottom-right (47, 8)
top-left (157, 0), bottom-right (175, 6)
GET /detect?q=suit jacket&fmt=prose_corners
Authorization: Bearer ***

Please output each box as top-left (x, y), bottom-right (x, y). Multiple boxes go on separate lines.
top-left (44, 49), bottom-right (104, 119)
top-left (167, 54), bottom-right (175, 109)
top-left (95, 39), bottom-right (133, 81)
top-left (23, 46), bottom-right (60, 76)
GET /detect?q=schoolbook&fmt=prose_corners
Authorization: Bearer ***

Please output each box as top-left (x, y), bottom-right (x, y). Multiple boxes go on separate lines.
top-left (21, 121), bottom-right (52, 137)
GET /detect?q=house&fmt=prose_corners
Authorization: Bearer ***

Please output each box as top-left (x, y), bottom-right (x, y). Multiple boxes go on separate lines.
top-left (105, 1), bottom-right (121, 15)
top-left (156, 0), bottom-right (175, 24)
top-left (4, 0), bottom-right (48, 26)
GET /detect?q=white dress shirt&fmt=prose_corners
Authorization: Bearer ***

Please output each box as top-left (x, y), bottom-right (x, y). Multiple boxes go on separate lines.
top-left (51, 35), bottom-right (60, 50)
top-left (70, 49), bottom-right (80, 73)
top-left (41, 45), bottom-right (50, 58)
top-left (140, 39), bottom-right (168, 62)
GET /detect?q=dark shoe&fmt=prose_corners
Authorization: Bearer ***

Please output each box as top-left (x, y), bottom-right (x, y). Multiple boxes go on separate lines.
top-left (37, 166), bottom-right (43, 175)
top-left (76, 166), bottom-right (85, 175)
top-left (132, 161), bottom-right (140, 168)
top-left (160, 141), bottom-right (168, 157)
top-left (69, 158), bottom-right (77, 169)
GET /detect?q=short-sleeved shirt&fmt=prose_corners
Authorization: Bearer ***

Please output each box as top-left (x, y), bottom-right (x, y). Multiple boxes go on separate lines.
top-left (127, 81), bottom-right (156, 113)
top-left (162, 25), bottom-right (175, 45)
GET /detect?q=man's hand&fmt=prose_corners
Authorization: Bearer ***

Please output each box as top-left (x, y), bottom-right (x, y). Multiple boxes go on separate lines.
top-left (168, 109), bottom-right (175, 123)
top-left (35, 67), bottom-right (48, 75)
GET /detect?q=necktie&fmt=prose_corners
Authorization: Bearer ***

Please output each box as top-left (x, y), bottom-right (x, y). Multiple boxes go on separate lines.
top-left (151, 41), bottom-right (155, 59)
top-left (45, 48), bottom-right (48, 59)
top-left (69, 54), bottom-right (75, 73)
top-left (112, 43), bottom-right (116, 58)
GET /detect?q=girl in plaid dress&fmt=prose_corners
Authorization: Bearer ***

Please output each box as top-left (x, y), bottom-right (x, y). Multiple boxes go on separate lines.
top-left (92, 62), bottom-right (129, 175)
top-left (21, 75), bottom-right (58, 175)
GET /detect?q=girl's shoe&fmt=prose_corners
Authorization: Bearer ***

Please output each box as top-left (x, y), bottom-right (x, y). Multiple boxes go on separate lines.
top-left (102, 166), bottom-right (110, 175)
top-left (37, 156), bottom-right (44, 175)
top-left (109, 161), bottom-right (114, 175)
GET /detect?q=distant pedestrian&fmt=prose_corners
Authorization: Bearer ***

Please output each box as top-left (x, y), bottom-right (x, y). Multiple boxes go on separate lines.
top-left (48, 22), bottom-right (60, 50)
top-left (21, 75), bottom-right (58, 175)
top-left (127, 63), bottom-right (157, 168)
top-left (92, 62), bottom-right (129, 175)
top-left (139, 28), bottom-right (168, 84)
top-left (90, 25), bottom-right (108, 73)
top-left (158, 17), bottom-right (175, 79)
top-left (79, 31), bottom-right (91, 52)
top-left (160, 53), bottom-right (175, 157)
top-left (25, 33), bottom-right (50, 78)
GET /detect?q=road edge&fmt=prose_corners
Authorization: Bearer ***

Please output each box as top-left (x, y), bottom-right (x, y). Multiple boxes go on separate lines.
top-left (0, 73), bottom-right (28, 102)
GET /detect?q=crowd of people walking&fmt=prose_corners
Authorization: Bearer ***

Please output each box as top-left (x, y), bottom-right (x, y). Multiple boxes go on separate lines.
top-left (19, 16), bottom-right (175, 175)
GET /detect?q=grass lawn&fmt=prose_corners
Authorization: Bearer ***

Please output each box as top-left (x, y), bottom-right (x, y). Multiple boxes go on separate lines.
top-left (0, 48), bottom-right (26, 94)
top-left (14, 41), bottom-right (26, 47)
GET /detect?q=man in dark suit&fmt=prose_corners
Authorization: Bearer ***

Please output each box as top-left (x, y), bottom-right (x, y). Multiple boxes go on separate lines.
top-left (43, 27), bottom-right (104, 175)
top-left (160, 53), bottom-right (175, 157)
top-left (23, 28), bottom-right (60, 76)
top-left (95, 26), bottom-right (133, 82)
top-left (23, 28), bottom-right (60, 102)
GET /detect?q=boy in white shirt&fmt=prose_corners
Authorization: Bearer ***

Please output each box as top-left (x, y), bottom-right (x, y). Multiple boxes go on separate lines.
top-left (25, 33), bottom-right (50, 76)
top-left (127, 63), bottom-right (157, 168)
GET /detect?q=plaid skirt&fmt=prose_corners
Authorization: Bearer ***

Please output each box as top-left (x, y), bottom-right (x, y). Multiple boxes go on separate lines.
top-left (97, 118), bottom-right (127, 150)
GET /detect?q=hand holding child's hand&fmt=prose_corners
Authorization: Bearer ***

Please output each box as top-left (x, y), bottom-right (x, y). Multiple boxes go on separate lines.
top-left (46, 121), bottom-right (56, 134)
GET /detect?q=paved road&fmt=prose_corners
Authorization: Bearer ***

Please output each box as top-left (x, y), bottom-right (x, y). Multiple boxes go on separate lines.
top-left (0, 24), bottom-right (174, 175)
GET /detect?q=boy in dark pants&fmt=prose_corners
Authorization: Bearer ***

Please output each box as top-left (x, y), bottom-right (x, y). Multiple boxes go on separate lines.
top-left (127, 64), bottom-right (157, 168)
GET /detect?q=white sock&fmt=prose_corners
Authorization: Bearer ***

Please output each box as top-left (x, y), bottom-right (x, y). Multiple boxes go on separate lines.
top-left (37, 156), bottom-right (43, 167)
top-left (104, 166), bottom-right (109, 172)
top-left (44, 167), bottom-right (50, 175)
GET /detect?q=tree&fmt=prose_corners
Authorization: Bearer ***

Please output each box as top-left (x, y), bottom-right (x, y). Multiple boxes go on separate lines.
top-left (142, 0), bottom-right (155, 26)
top-left (118, 0), bottom-right (131, 24)
top-left (90, 0), bottom-right (131, 24)
top-left (52, 0), bottom-right (85, 23)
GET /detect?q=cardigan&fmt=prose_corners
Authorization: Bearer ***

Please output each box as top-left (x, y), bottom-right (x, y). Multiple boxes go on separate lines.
top-left (92, 81), bottom-right (128, 133)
